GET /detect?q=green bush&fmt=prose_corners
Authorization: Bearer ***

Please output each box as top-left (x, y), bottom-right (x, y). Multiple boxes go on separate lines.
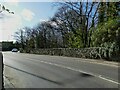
top-left (91, 18), bottom-right (120, 52)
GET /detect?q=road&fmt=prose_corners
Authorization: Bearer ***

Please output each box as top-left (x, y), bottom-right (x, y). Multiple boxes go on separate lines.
top-left (3, 52), bottom-right (119, 88)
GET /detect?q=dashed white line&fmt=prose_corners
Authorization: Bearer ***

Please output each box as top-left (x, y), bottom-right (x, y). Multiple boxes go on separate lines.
top-left (17, 52), bottom-right (119, 67)
top-left (27, 58), bottom-right (120, 85)
top-left (76, 60), bottom-right (119, 67)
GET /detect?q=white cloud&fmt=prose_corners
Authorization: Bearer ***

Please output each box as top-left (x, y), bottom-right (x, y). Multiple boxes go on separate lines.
top-left (2, 14), bottom-right (22, 31)
top-left (3, 0), bottom-right (19, 7)
top-left (48, 21), bottom-right (57, 26)
top-left (21, 9), bottom-right (35, 21)
top-left (0, 22), bottom-right (2, 42)
top-left (6, 2), bottom-right (19, 7)
top-left (9, 0), bottom-right (19, 2)
top-left (2, 0), bottom-right (55, 2)
top-left (0, 11), bottom-right (22, 41)
top-left (39, 19), bottom-right (48, 22)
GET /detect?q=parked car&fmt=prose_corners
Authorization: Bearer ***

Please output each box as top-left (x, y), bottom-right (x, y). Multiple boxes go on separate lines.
top-left (11, 48), bottom-right (18, 52)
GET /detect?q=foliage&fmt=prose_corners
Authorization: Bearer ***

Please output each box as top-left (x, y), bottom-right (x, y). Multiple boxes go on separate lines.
top-left (68, 29), bottom-right (84, 48)
top-left (14, 2), bottom-right (120, 61)
top-left (91, 18), bottom-right (120, 55)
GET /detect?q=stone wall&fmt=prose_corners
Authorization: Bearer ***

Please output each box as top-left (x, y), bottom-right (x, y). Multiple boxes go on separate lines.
top-left (20, 47), bottom-right (120, 62)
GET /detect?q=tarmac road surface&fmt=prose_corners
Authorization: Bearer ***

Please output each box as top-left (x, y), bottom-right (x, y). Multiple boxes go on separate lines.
top-left (3, 52), bottom-right (119, 88)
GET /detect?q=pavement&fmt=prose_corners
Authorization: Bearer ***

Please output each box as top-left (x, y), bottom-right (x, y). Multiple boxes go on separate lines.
top-left (4, 76), bottom-right (14, 88)
top-left (3, 52), bottom-right (119, 88)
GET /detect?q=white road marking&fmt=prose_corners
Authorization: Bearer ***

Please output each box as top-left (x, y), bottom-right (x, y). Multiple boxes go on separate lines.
top-left (17, 52), bottom-right (119, 67)
top-left (75, 60), bottom-right (119, 67)
top-left (98, 76), bottom-right (119, 85)
top-left (26, 58), bottom-right (120, 85)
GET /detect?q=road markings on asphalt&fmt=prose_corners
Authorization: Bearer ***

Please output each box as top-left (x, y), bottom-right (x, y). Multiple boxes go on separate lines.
top-left (75, 60), bottom-right (119, 68)
top-left (98, 75), bottom-right (119, 85)
top-left (15, 52), bottom-right (119, 67)
top-left (26, 58), bottom-right (120, 85)
top-left (50, 56), bottom-right (119, 67)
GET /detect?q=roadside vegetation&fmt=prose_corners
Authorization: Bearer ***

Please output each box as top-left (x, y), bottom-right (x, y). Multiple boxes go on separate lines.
top-left (1, 2), bottom-right (120, 61)
top-left (14, 2), bottom-right (119, 48)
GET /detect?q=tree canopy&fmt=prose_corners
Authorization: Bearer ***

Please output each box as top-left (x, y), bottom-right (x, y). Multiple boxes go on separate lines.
top-left (13, 2), bottom-right (119, 54)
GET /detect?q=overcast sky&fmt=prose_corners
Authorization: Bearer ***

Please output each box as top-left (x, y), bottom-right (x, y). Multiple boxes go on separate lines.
top-left (0, 1), bottom-right (58, 42)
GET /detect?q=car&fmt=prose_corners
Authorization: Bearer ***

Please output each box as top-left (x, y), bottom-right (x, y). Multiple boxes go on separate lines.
top-left (12, 48), bottom-right (18, 52)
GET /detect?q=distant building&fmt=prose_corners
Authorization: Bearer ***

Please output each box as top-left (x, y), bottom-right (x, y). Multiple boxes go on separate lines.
top-left (1, 41), bottom-right (14, 51)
